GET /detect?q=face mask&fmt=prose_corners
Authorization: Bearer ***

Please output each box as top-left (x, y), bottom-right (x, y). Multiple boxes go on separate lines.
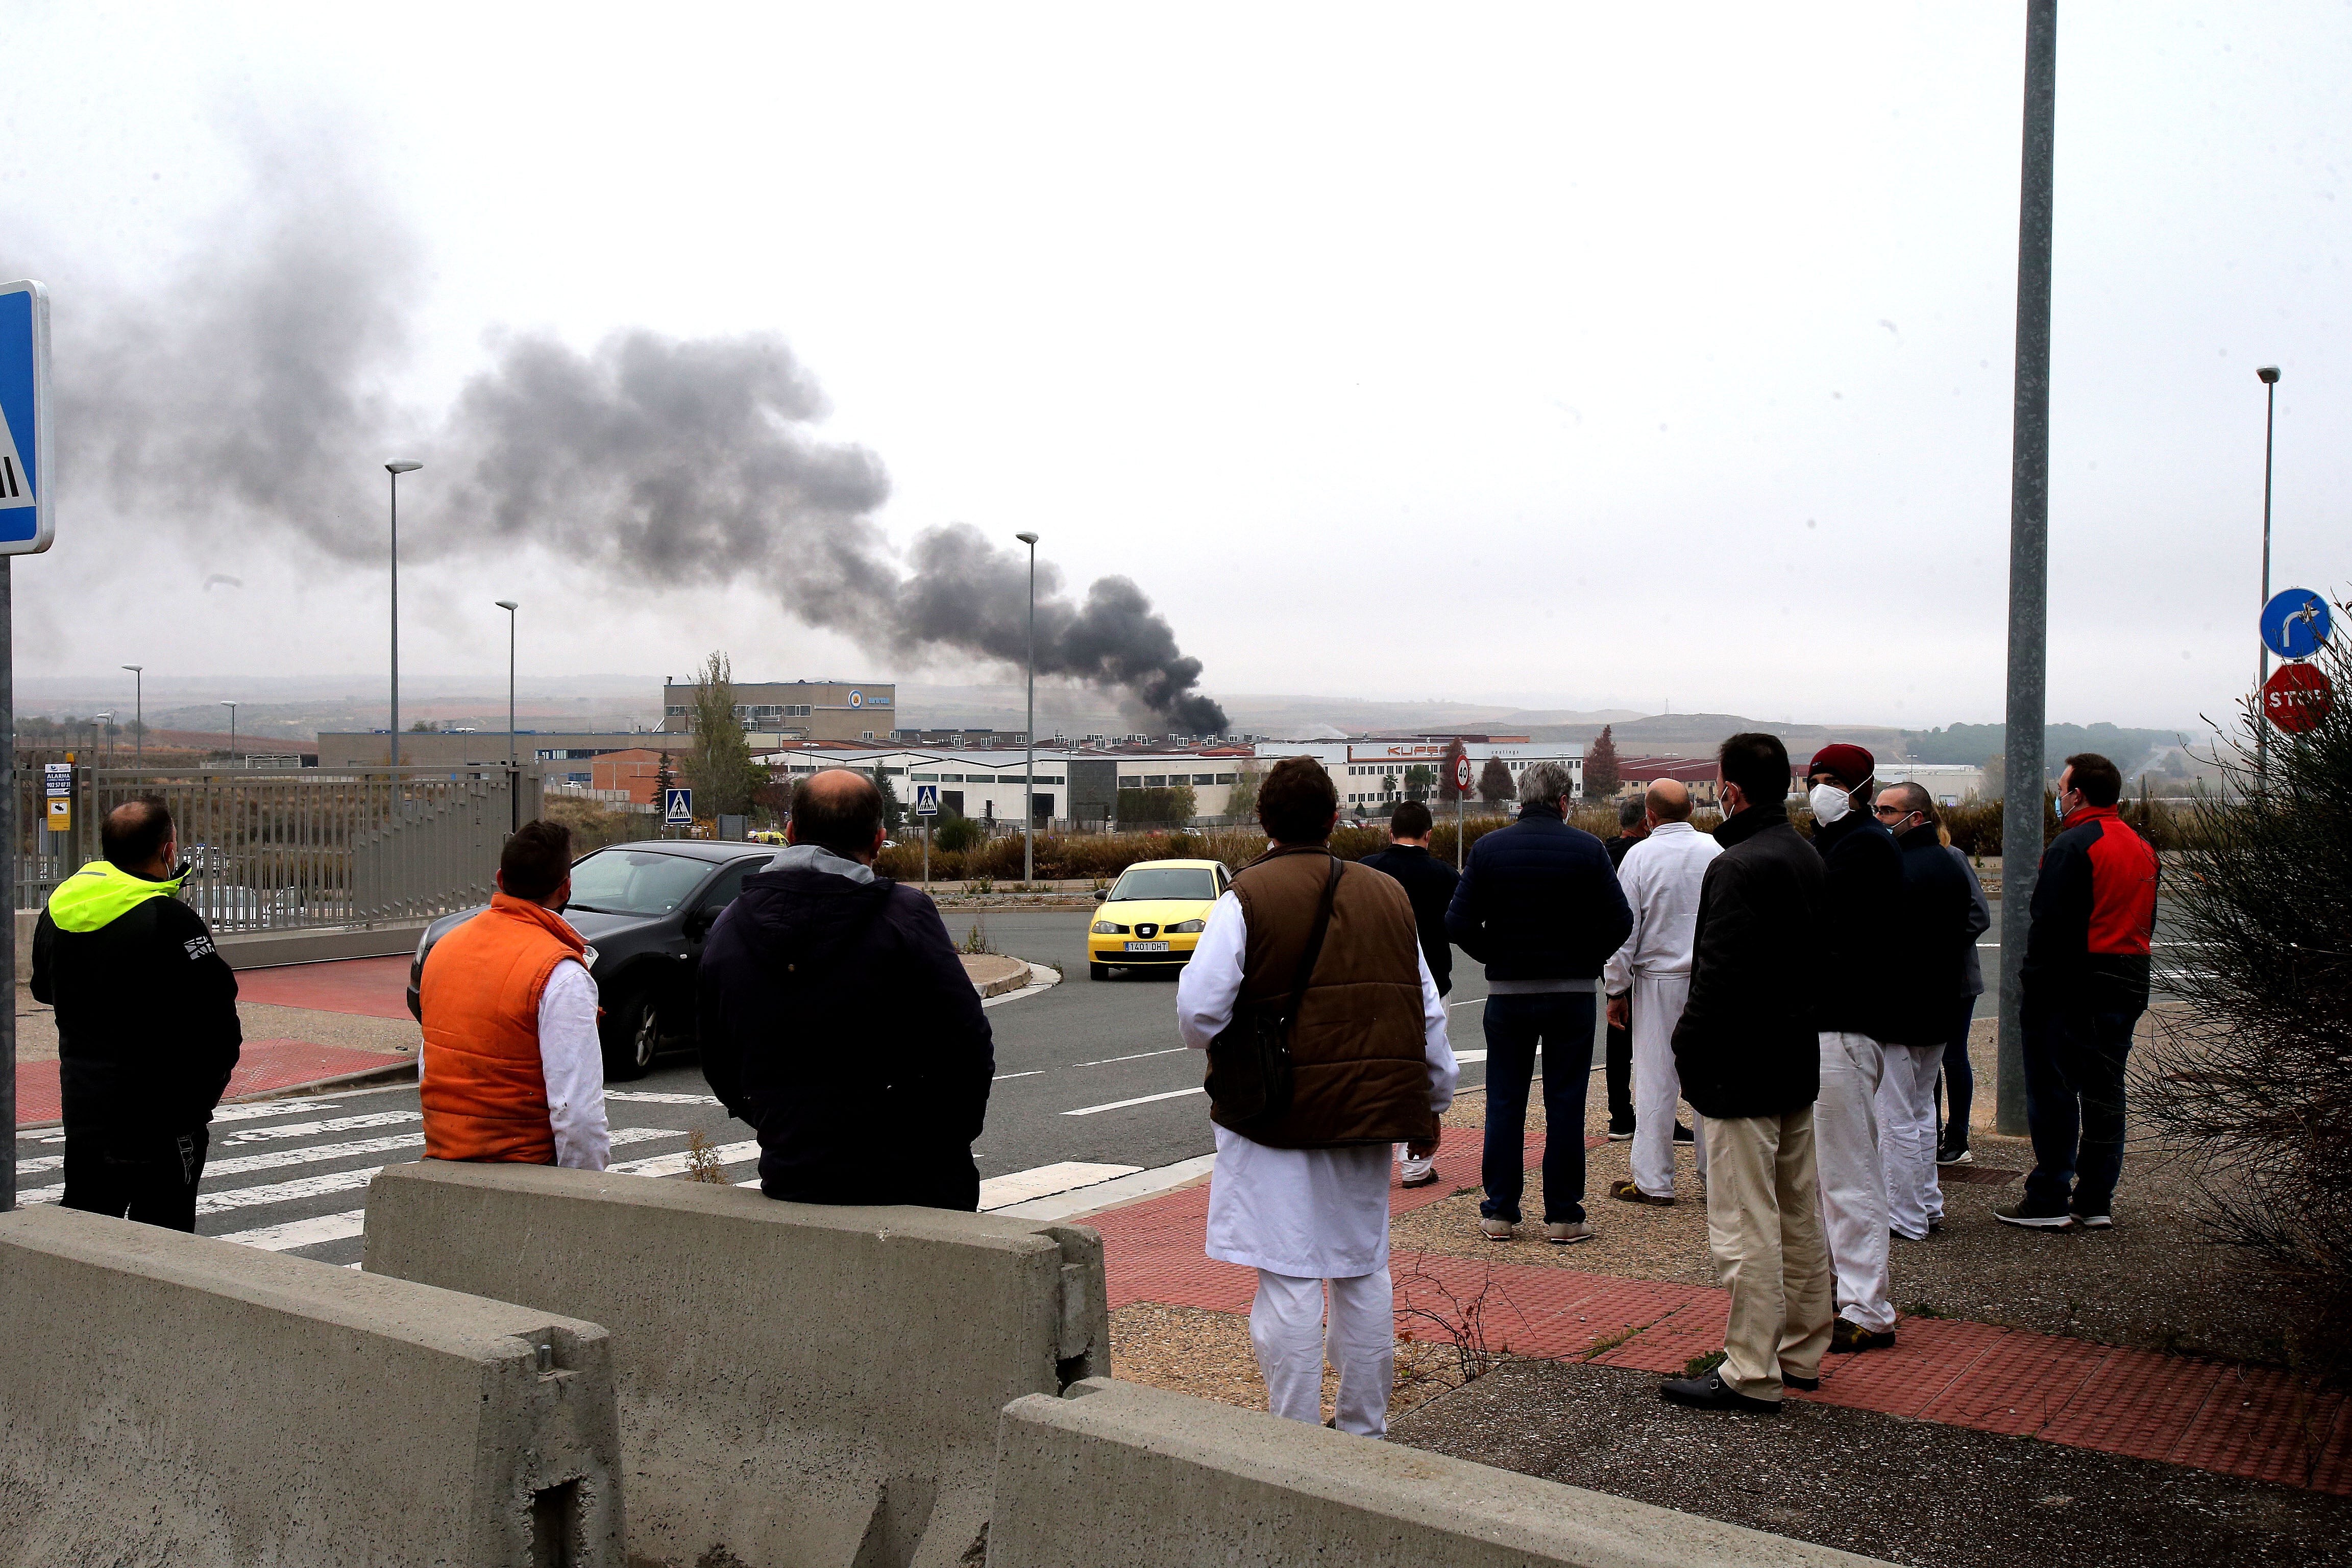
top-left (1809, 782), bottom-right (1853, 825)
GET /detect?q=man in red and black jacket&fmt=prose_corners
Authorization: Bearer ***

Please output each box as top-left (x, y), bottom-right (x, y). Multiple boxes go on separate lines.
top-left (1998, 752), bottom-right (2158, 1232)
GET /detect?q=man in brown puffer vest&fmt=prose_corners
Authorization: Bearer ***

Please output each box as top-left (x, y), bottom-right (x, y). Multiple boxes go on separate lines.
top-left (1178, 756), bottom-right (1458, 1439)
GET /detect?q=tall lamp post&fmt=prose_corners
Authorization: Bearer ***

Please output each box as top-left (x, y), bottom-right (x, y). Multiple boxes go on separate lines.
top-left (385, 460), bottom-right (422, 765)
top-left (1015, 531), bottom-right (1039, 885)
top-left (2255, 365), bottom-right (2281, 787)
top-left (121, 665), bottom-right (142, 765)
top-left (95, 713), bottom-right (112, 768)
top-left (220, 701), bottom-right (237, 765)
top-left (497, 599), bottom-right (519, 831)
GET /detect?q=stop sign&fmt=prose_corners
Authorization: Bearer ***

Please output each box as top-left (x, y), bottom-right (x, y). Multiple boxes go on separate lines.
top-left (2263, 663), bottom-right (2334, 734)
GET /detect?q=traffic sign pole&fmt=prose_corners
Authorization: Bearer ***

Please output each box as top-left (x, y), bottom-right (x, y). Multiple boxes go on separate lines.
top-left (0, 277), bottom-right (54, 1214)
top-left (1, 556), bottom-right (12, 1211)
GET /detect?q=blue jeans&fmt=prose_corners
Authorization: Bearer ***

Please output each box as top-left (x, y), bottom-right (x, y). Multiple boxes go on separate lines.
top-left (1939, 997), bottom-right (1978, 1149)
top-left (2022, 1004), bottom-right (2141, 1216)
top-left (1479, 991), bottom-right (1594, 1225)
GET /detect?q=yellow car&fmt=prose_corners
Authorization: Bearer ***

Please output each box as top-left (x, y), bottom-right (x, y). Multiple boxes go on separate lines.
top-left (1087, 858), bottom-right (1231, 979)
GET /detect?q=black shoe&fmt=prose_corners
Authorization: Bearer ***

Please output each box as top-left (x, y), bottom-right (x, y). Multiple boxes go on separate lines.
top-left (1672, 1123), bottom-right (1696, 1143)
top-left (1829, 1317), bottom-right (1896, 1354)
top-left (1783, 1373), bottom-right (1821, 1392)
top-left (1660, 1367), bottom-right (1779, 1414)
top-left (1994, 1200), bottom-right (2074, 1230)
top-left (1606, 1124), bottom-right (1635, 1141)
top-left (1399, 1169), bottom-right (1439, 1189)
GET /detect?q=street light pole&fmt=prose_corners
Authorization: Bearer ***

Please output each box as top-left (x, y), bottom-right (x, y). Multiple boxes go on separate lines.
top-left (221, 701), bottom-right (237, 764)
top-left (2256, 366), bottom-right (2280, 787)
top-left (121, 665), bottom-right (141, 766)
top-left (1996, 0), bottom-right (2057, 1139)
top-left (385, 461), bottom-right (422, 766)
top-left (497, 599), bottom-right (519, 831)
top-left (1016, 530), bottom-right (1040, 885)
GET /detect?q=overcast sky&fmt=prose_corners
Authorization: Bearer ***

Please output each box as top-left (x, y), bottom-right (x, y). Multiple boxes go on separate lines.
top-left (5, 3), bottom-right (2344, 731)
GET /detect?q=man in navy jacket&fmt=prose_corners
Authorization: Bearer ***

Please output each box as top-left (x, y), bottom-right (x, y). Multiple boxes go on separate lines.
top-left (1446, 762), bottom-right (1632, 1243)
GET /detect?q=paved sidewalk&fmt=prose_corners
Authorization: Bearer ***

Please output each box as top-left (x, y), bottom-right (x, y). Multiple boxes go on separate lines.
top-left (1089, 1132), bottom-right (2352, 1497)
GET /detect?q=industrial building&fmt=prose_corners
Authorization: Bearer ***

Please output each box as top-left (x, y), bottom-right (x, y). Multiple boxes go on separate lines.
top-left (1253, 738), bottom-right (1586, 810)
top-left (659, 679), bottom-right (897, 747)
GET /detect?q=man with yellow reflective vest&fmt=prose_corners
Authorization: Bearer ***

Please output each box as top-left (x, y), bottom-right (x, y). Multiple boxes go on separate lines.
top-left (31, 795), bottom-right (241, 1230)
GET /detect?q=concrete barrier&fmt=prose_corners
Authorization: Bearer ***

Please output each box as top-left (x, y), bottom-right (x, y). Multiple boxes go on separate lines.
top-left (365, 1159), bottom-right (1110, 1568)
top-left (987, 1378), bottom-right (1895, 1568)
top-left (0, 1205), bottom-right (624, 1568)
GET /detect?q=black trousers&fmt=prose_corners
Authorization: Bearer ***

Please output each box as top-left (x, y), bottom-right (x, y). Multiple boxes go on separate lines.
top-left (1605, 998), bottom-right (1635, 1130)
top-left (61, 1125), bottom-right (210, 1232)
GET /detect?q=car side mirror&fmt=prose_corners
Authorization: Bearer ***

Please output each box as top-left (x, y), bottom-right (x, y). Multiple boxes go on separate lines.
top-left (685, 905), bottom-right (718, 938)
top-left (1092, 890), bottom-right (1108, 901)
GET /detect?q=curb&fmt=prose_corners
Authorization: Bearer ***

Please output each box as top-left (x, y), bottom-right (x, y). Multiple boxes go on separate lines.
top-left (982, 962), bottom-right (1064, 1010)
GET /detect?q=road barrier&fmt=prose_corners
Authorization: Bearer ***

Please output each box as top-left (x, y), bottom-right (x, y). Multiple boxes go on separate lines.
top-left (988, 1378), bottom-right (1893, 1568)
top-left (0, 1206), bottom-right (623, 1568)
top-left (365, 1159), bottom-right (1110, 1568)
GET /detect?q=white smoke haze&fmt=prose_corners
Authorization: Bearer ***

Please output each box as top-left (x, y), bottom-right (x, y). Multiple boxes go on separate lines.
top-left (44, 138), bottom-right (1230, 733)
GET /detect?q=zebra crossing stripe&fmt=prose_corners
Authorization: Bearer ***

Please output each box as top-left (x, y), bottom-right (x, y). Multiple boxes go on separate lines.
top-left (603, 1092), bottom-right (723, 1106)
top-left (608, 1139), bottom-right (761, 1179)
top-left (15, 1112), bottom-right (425, 1177)
top-left (216, 1210), bottom-right (369, 1251)
top-left (216, 1111), bottom-right (422, 1146)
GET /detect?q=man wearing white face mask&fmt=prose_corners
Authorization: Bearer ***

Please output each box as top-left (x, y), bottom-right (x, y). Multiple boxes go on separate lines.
top-left (1803, 744), bottom-right (1903, 1355)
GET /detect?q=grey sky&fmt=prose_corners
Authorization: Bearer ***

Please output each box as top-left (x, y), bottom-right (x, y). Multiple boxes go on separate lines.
top-left (5, 4), bottom-right (2344, 731)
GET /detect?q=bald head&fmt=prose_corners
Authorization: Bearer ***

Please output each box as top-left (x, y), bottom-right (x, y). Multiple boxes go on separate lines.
top-left (787, 768), bottom-right (886, 862)
top-left (102, 795), bottom-right (178, 877)
top-left (1645, 778), bottom-right (1693, 825)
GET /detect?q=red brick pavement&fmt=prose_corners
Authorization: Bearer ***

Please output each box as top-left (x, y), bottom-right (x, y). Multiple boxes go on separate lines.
top-left (232, 955), bottom-right (415, 1020)
top-left (1093, 1129), bottom-right (2352, 1496)
top-left (15, 1039), bottom-right (411, 1126)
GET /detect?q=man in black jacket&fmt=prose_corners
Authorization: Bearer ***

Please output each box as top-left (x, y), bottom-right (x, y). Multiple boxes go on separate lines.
top-left (1446, 762), bottom-right (1632, 1243)
top-left (1872, 783), bottom-right (1977, 1242)
top-left (1362, 799), bottom-right (1460, 1189)
top-left (1803, 743), bottom-right (1903, 1353)
top-left (33, 796), bottom-right (241, 1231)
top-left (1659, 733), bottom-right (1832, 1414)
top-left (698, 769), bottom-right (994, 1209)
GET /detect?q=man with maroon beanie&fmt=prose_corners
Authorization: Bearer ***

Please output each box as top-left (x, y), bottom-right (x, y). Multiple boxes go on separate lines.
top-left (1803, 742), bottom-right (1903, 1354)
top-left (1999, 753), bottom-right (2159, 1231)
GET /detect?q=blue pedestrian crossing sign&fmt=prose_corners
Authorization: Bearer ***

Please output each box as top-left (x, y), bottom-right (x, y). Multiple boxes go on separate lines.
top-left (2261, 589), bottom-right (2332, 660)
top-left (664, 787), bottom-right (693, 824)
top-left (0, 280), bottom-right (55, 554)
top-left (914, 783), bottom-right (940, 817)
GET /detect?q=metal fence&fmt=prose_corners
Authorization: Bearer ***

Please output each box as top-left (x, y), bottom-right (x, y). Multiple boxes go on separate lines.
top-left (15, 766), bottom-right (541, 930)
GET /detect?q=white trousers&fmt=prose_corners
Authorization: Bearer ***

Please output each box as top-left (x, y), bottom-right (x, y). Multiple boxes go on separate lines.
top-left (1630, 972), bottom-right (1703, 1196)
top-left (1814, 1031), bottom-right (1896, 1333)
top-left (1878, 1043), bottom-right (1946, 1239)
top-left (1250, 1268), bottom-right (1394, 1439)
top-left (1393, 1144), bottom-right (1436, 1183)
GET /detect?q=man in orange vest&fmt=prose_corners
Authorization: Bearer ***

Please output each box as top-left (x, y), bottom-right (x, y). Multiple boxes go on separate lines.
top-left (418, 819), bottom-right (609, 1168)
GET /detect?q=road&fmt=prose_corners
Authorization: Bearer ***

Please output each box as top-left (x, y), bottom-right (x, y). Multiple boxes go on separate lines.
top-left (11, 906), bottom-right (1600, 1269)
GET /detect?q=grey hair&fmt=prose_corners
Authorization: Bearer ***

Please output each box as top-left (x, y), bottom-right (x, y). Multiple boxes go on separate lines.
top-left (1519, 761), bottom-right (1574, 805)
top-left (1617, 797), bottom-right (1646, 828)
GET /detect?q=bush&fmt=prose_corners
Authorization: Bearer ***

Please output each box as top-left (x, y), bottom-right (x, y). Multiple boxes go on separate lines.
top-left (2141, 601), bottom-right (2352, 1367)
top-left (933, 813), bottom-right (985, 854)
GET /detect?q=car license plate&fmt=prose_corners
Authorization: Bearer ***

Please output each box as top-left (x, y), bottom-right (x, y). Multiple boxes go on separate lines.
top-left (1124, 940), bottom-right (1171, 953)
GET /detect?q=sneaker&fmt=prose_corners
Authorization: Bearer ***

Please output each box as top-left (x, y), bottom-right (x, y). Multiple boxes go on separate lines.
top-left (1994, 1201), bottom-right (2074, 1230)
top-left (1606, 1126), bottom-right (1636, 1142)
top-left (1672, 1123), bottom-right (1696, 1143)
top-left (2070, 1210), bottom-right (2113, 1230)
top-left (1659, 1368), bottom-right (1779, 1414)
top-left (1938, 1144), bottom-right (1973, 1166)
top-left (1829, 1317), bottom-right (1896, 1354)
top-left (1479, 1216), bottom-right (1516, 1240)
top-left (1545, 1221), bottom-right (1594, 1244)
top-left (1609, 1179), bottom-right (1674, 1207)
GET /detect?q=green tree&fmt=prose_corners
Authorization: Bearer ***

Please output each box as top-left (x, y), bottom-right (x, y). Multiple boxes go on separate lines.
top-left (1438, 740), bottom-right (1469, 803)
top-left (873, 771), bottom-right (906, 835)
top-left (935, 812), bottom-right (984, 853)
top-left (1478, 756), bottom-right (1514, 805)
top-left (1403, 763), bottom-right (1435, 802)
top-left (680, 651), bottom-right (772, 816)
top-left (1226, 759), bottom-right (1264, 823)
top-left (1585, 724), bottom-right (1622, 798)
top-left (1117, 784), bottom-right (1196, 826)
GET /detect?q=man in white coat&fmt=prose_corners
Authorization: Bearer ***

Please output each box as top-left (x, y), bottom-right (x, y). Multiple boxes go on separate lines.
top-left (1177, 756), bottom-right (1458, 1440)
top-left (1603, 779), bottom-right (1720, 1206)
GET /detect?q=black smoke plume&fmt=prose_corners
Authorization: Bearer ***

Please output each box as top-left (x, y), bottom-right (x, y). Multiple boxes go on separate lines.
top-left (43, 140), bottom-right (1228, 733)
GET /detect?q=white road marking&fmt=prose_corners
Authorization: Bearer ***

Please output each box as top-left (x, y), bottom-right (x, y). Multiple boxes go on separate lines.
top-left (992, 1070), bottom-right (1044, 1081)
top-left (217, 1210), bottom-right (368, 1251)
top-left (15, 1126), bottom-right (683, 1212)
top-left (991, 1153), bottom-right (1219, 1221)
top-left (196, 1132), bottom-right (433, 1179)
top-left (1063, 1087), bottom-right (1205, 1116)
top-left (978, 1162), bottom-right (1141, 1209)
top-left (217, 1111), bottom-right (423, 1146)
top-left (207, 1100), bottom-right (343, 1124)
top-left (604, 1091), bottom-right (723, 1105)
top-left (1072, 1047), bottom-right (1185, 1067)
top-left (609, 1139), bottom-right (762, 1179)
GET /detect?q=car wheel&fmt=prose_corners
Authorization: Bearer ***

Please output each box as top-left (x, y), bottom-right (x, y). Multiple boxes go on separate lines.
top-left (601, 990), bottom-right (661, 1081)
top-left (1089, 962), bottom-right (1110, 981)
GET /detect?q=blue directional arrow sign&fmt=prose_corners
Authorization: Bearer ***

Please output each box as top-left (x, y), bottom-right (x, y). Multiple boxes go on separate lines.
top-left (914, 783), bottom-right (940, 817)
top-left (2261, 589), bottom-right (2332, 660)
top-left (664, 787), bottom-right (694, 824)
top-left (0, 281), bottom-right (54, 554)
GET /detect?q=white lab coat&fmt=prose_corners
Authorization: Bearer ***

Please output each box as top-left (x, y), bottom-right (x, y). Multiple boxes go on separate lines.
top-left (1602, 821), bottom-right (1720, 1196)
top-left (1177, 891), bottom-right (1458, 1279)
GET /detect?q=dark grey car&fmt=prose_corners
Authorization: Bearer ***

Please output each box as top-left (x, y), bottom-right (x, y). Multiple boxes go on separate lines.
top-left (404, 840), bottom-right (781, 1080)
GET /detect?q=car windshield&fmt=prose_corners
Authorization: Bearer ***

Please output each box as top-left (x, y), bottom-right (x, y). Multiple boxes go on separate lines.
top-left (1110, 867), bottom-right (1217, 902)
top-left (566, 850), bottom-right (714, 916)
